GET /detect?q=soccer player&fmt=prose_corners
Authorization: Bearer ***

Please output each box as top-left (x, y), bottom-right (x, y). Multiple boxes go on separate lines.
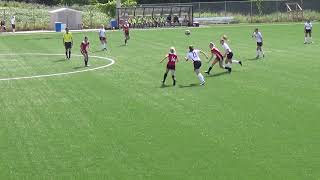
top-left (98, 24), bottom-right (107, 50)
top-left (80, 36), bottom-right (90, 67)
top-left (205, 42), bottom-right (231, 75)
top-left (11, 16), bottom-right (16, 33)
top-left (304, 20), bottom-right (313, 44)
top-left (123, 21), bottom-right (130, 45)
top-left (185, 45), bottom-right (208, 86)
top-left (63, 27), bottom-right (73, 60)
top-left (160, 47), bottom-right (178, 86)
top-left (252, 28), bottom-right (264, 59)
top-left (220, 38), bottom-right (242, 73)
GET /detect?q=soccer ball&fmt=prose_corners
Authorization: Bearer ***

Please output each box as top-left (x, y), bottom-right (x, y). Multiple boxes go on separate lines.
top-left (185, 30), bottom-right (191, 36)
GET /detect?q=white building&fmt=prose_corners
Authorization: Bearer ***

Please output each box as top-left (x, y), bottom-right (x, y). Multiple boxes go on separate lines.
top-left (49, 8), bottom-right (82, 30)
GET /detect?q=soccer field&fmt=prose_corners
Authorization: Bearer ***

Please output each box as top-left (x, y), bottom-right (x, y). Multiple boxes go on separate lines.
top-left (0, 23), bottom-right (319, 179)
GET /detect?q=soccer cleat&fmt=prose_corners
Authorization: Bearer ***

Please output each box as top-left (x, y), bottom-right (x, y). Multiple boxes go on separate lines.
top-left (239, 61), bottom-right (242, 66)
top-left (263, 54), bottom-right (265, 58)
top-left (204, 70), bottom-right (210, 75)
top-left (200, 81), bottom-right (205, 86)
top-left (173, 80), bottom-right (176, 86)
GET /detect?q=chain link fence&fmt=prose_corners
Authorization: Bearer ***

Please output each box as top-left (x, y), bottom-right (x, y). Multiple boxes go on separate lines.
top-left (141, 0), bottom-right (320, 22)
top-left (1, 0), bottom-right (319, 31)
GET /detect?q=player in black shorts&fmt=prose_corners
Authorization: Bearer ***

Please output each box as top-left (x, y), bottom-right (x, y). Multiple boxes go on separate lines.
top-left (304, 20), bottom-right (313, 44)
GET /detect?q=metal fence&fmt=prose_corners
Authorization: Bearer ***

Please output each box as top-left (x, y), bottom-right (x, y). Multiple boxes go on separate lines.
top-left (141, 0), bottom-right (320, 18)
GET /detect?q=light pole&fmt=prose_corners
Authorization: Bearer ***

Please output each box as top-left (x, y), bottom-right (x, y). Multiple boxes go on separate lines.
top-left (116, 0), bottom-right (121, 28)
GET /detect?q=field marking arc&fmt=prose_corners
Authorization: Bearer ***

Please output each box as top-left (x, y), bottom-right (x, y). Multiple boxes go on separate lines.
top-left (0, 53), bottom-right (115, 81)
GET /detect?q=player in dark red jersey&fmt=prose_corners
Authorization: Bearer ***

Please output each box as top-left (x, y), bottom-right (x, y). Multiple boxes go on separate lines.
top-left (80, 36), bottom-right (90, 67)
top-left (205, 42), bottom-right (231, 75)
top-left (160, 47), bottom-right (179, 86)
top-left (123, 21), bottom-right (130, 45)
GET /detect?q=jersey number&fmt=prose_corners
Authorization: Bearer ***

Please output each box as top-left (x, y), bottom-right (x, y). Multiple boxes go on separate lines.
top-left (193, 52), bottom-right (198, 58)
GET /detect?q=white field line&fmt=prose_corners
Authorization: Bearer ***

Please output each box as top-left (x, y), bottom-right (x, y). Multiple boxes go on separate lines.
top-left (1, 22), bottom-right (318, 36)
top-left (0, 53), bottom-right (115, 81)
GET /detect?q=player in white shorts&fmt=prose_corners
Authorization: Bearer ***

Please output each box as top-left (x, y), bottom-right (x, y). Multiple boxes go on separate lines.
top-left (185, 45), bottom-right (208, 85)
top-left (98, 24), bottom-right (107, 50)
top-left (252, 28), bottom-right (264, 59)
top-left (220, 37), bottom-right (242, 73)
top-left (304, 20), bottom-right (313, 44)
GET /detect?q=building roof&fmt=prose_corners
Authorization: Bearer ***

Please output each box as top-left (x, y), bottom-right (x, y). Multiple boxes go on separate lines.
top-left (49, 8), bottom-right (81, 14)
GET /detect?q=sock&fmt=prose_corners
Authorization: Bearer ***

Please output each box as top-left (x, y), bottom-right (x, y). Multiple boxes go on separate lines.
top-left (65, 51), bottom-right (68, 58)
top-left (125, 39), bottom-right (127, 44)
top-left (305, 37), bottom-right (307, 43)
top-left (261, 50), bottom-right (264, 55)
top-left (198, 73), bottom-right (205, 83)
top-left (172, 75), bottom-right (176, 85)
top-left (163, 73), bottom-right (167, 83)
top-left (104, 43), bottom-right (106, 49)
top-left (232, 60), bottom-right (240, 64)
top-left (69, 51), bottom-right (71, 59)
top-left (256, 50), bottom-right (259, 57)
top-left (207, 66), bottom-right (213, 73)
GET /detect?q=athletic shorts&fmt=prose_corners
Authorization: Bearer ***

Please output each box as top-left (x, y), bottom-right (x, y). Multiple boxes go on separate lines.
top-left (81, 49), bottom-right (88, 54)
top-left (12, 24), bottom-right (15, 29)
top-left (125, 31), bottom-right (130, 36)
top-left (99, 37), bottom-right (106, 41)
top-left (306, 29), bottom-right (311, 34)
top-left (65, 42), bottom-right (72, 49)
top-left (167, 64), bottom-right (175, 70)
top-left (215, 56), bottom-right (223, 62)
top-left (227, 52), bottom-right (233, 59)
top-left (193, 61), bottom-right (202, 69)
top-left (257, 42), bottom-right (263, 47)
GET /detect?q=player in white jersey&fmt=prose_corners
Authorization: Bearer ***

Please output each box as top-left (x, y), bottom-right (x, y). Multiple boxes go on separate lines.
top-left (11, 16), bottom-right (15, 33)
top-left (304, 20), bottom-right (313, 44)
top-left (185, 45), bottom-right (208, 85)
top-left (98, 24), bottom-right (107, 50)
top-left (220, 38), bottom-right (242, 73)
top-left (252, 28), bottom-right (264, 59)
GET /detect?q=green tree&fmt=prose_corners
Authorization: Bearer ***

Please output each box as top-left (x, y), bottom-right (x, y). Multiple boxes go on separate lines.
top-left (96, 0), bottom-right (136, 17)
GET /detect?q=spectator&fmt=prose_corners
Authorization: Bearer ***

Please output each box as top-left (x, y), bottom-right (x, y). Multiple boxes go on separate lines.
top-left (0, 20), bottom-right (6, 32)
top-left (166, 15), bottom-right (172, 26)
top-left (11, 16), bottom-right (16, 33)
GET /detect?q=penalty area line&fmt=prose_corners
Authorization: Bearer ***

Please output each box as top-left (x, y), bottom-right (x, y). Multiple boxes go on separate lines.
top-left (0, 53), bottom-right (115, 81)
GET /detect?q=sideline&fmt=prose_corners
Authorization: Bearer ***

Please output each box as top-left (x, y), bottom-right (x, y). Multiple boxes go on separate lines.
top-left (0, 53), bottom-right (115, 81)
top-left (1, 22), bottom-right (317, 36)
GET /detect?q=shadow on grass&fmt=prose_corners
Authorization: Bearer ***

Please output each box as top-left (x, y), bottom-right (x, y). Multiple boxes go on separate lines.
top-left (24, 37), bottom-right (60, 40)
top-left (247, 57), bottom-right (259, 61)
top-left (160, 83), bottom-right (179, 88)
top-left (73, 66), bottom-right (85, 70)
top-left (178, 83), bottom-right (199, 88)
top-left (91, 50), bottom-right (105, 53)
top-left (206, 71), bottom-right (229, 77)
top-left (53, 59), bottom-right (67, 63)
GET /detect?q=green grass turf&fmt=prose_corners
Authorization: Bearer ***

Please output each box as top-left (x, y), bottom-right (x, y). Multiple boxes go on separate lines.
top-left (0, 23), bottom-right (319, 179)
